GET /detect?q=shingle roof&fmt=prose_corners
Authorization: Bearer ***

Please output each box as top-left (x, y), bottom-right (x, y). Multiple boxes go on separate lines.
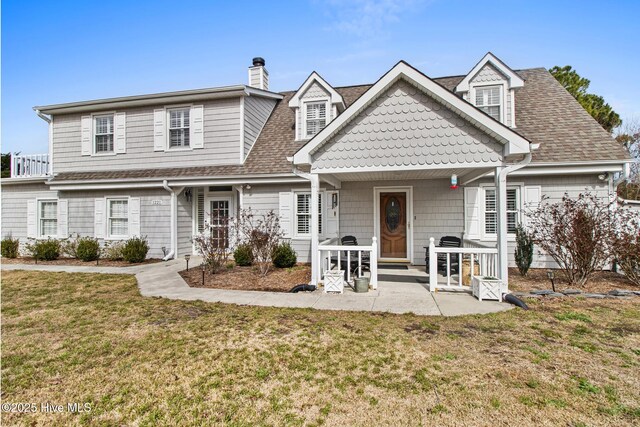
top-left (51, 67), bottom-right (628, 182)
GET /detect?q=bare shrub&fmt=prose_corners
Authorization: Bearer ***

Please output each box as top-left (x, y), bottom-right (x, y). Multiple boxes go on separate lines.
top-left (232, 209), bottom-right (283, 277)
top-left (193, 206), bottom-right (230, 274)
top-left (526, 192), bottom-right (616, 287)
top-left (611, 208), bottom-right (640, 286)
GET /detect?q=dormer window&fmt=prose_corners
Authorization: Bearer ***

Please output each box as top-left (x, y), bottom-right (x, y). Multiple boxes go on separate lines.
top-left (475, 86), bottom-right (501, 121)
top-left (305, 102), bottom-right (327, 138)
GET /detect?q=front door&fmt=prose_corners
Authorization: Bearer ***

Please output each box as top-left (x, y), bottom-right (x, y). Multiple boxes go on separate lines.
top-left (380, 192), bottom-right (407, 259)
top-left (207, 198), bottom-right (232, 249)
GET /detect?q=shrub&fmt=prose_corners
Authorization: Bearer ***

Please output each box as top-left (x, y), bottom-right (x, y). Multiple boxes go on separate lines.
top-left (103, 241), bottom-right (125, 261)
top-left (62, 234), bottom-right (80, 258)
top-left (121, 236), bottom-right (149, 263)
top-left (25, 238), bottom-right (61, 261)
top-left (514, 223), bottom-right (533, 276)
top-left (233, 243), bottom-right (253, 266)
top-left (194, 207), bottom-right (231, 273)
top-left (526, 192), bottom-right (616, 287)
top-left (231, 209), bottom-right (284, 276)
top-left (1, 236), bottom-right (20, 258)
top-left (611, 208), bottom-right (640, 286)
top-left (75, 237), bottom-right (101, 262)
top-left (272, 242), bottom-right (297, 268)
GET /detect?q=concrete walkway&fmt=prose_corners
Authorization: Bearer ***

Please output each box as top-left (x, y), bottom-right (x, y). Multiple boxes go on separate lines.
top-left (2, 259), bottom-right (511, 317)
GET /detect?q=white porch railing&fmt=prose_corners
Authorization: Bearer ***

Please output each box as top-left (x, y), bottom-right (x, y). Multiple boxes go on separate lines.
top-left (10, 154), bottom-right (50, 178)
top-left (318, 237), bottom-right (378, 290)
top-left (428, 237), bottom-right (498, 291)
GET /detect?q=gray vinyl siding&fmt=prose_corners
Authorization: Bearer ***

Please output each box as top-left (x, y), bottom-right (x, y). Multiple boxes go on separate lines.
top-left (472, 174), bottom-right (611, 269)
top-left (177, 194), bottom-right (193, 257)
top-left (52, 97), bottom-right (242, 173)
top-left (339, 179), bottom-right (464, 266)
top-left (61, 189), bottom-right (171, 259)
top-left (312, 79), bottom-right (503, 171)
top-left (1, 182), bottom-right (59, 251)
top-left (243, 183), bottom-right (313, 263)
top-left (243, 96), bottom-right (277, 158)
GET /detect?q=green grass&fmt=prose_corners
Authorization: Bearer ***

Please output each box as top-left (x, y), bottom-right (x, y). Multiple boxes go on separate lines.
top-left (2, 270), bottom-right (640, 426)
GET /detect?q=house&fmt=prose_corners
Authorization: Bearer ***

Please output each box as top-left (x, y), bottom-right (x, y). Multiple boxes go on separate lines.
top-left (2, 54), bottom-right (631, 290)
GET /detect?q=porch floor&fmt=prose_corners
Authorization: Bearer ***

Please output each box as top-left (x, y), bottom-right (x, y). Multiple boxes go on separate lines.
top-left (2, 260), bottom-right (511, 317)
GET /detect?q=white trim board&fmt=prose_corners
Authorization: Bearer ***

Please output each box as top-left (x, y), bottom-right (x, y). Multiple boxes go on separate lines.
top-left (373, 186), bottom-right (414, 263)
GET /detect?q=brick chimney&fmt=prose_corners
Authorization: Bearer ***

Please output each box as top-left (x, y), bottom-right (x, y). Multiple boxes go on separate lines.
top-left (248, 57), bottom-right (269, 91)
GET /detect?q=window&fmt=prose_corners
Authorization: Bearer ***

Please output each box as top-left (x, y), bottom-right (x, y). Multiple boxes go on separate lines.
top-left (94, 115), bottom-right (114, 153)
top-left (305, 102), bottom-right (327, 138)
top-left (168, 108), bottom-right (190, 148)
top-left (475, 86), bottom-right (501, 121)
top-left (295, 192), bottom-right (323, 236)
top-left (484, 188), bottom-right (518, 235)
top-left (108, 199), bottom-right (129, 238)
top-left (39, 200), bottom-right (58, 237)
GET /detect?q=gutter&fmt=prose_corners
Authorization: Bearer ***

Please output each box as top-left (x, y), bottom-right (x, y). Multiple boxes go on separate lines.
top-left (162, 180), bottom-right (177, 261)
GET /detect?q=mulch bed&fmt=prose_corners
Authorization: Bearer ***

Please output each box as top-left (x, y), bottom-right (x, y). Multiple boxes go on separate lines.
top-left (508, 267), bottom-right (638, 293)
top-left (1, 257), bottom-right (163, 267)
top-left (179, 264), bottom-right (311, 292)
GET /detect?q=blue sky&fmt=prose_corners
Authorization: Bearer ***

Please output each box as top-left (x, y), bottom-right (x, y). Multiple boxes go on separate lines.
top-left (2, 0), bottom-right (639, 154)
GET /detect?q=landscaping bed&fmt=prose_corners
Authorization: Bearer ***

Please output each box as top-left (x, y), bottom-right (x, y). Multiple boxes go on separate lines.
top-left (179, 264), bottom-right (311, 292)
top-left (508, 267), bottom-right (638, 294)
top-left (1, 256), bottom-right (162, 267)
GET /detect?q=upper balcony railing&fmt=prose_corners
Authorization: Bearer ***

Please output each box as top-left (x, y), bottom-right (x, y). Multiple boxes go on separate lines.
top-left (10, 154), bottom-right (50, 178)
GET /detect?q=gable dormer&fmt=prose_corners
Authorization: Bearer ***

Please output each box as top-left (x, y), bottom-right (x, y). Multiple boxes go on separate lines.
top-left (455, 52), bottom-right (524, 128)
top-left (289, 72), bottom-right (345, 141)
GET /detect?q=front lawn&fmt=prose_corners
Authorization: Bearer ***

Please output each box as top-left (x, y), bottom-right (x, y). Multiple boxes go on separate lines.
top-left (2, 271), bottom-right (639, 426)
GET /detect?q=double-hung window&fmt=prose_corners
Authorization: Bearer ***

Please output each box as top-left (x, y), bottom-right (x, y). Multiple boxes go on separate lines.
top-left (168, 108), bottom-right (190, 148)
top-left (484, 188), bottom-right (519, 235)
top-left (475, 86), bottom-right (501, 121)
top-left (305, 102), bottom-right (327, 138)
top-left (108, 199), bottom-right (129, 238)
top-left (94, 115), bottom-right (114, 153)
top-left (295, 192), bottom-right (323, 236)
top-left (39, 200), bottom-right (58, 237)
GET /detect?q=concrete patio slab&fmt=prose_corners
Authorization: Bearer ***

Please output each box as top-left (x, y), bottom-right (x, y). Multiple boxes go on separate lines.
top-left (3, 258), bottom-right (513, 317)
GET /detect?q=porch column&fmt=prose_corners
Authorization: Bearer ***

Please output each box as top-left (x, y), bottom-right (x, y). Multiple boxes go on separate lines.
top-left (310, 173), bottom-right (320, 286)
top-left (494, 166), bottom-right (509, 285)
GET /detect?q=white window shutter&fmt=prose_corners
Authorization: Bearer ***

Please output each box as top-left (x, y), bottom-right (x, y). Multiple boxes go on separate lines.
top-left (325, 191), bottom-right (339, 238)
top-left (27, 199), bottom-right (37, 238)
top-left (81, 115), bottom-right (92, 156)
top-left (464, 187), bottom-right (481, 240)
top-left (114, 112), bottom-right (126, 153)
top-left (129, 197), bottom-right (141, 237)
top-left (190, 105), bottom-right (204, 149)
top-left (57, 200), bottom-right (68, 238)
top-left (279, 192), bottom-right (293, 238)
top-left (153, 109), bottom-right (166, 151)
top-left (94, 198), bottom-right (106, 239)
top-left (523, 186), bottom-right (542, 226)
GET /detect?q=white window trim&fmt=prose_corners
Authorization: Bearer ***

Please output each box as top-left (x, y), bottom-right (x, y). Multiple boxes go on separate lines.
top-left (479, 183), bottom-right (524, 241)
top-left (106, 197), bottom-right (130, 240)
top-left (292, 189), bottom-right (326, 240)
top-left (166, 105), bottom-right (193, 151)
top-left (302, 99), bottom-right (329, 140)
top-left (37, 198), bottom-right (59, 239)
top-left (470, 83), bottom-right (506, 124)
top-left (91, 111), bottom-right (117, 156)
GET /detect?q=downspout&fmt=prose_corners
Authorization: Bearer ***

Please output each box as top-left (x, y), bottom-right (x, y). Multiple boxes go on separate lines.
top-left (612, 162), bottom-right (631, 197)
top-left (162, 180), bottom-right (177, 261)
top-left (495, 143), bottom-right (539, 284)
top-left (34, 109), bottom-right (53, 177)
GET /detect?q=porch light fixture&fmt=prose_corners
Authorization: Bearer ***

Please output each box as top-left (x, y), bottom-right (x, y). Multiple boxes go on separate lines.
top-left (185, 254), bottom-right (191, 271)
top-left (332, 192), bottom-right (338, 209)
top-left (184, 188), bottom-right (192, 202)
top-left (450, 174), bottom-right (458, 189)
top-left (546, 270), bottom-right (556, 292)
top-left (598, 173), bottom-right (609, 181)
top-left (161, 246), bottom-right (167, 258)
top-left (243, 184), bottom-right (252, 190)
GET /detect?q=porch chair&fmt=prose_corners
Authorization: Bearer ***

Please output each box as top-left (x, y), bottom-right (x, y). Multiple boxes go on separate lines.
top-left (424, 236), bottom-right (462, 276)
top-left (331, 235), bottom-right (370, 277)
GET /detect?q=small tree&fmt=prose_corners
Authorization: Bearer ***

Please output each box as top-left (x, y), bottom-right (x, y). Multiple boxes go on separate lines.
top-left (526, 192), bottom-right (616, 287)
top-left (232, 209), bottom-right (283, 277)
top-left (193, 207), bottom-right (230, 274)
top-left (514, 223), bottom-right (533, 276)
